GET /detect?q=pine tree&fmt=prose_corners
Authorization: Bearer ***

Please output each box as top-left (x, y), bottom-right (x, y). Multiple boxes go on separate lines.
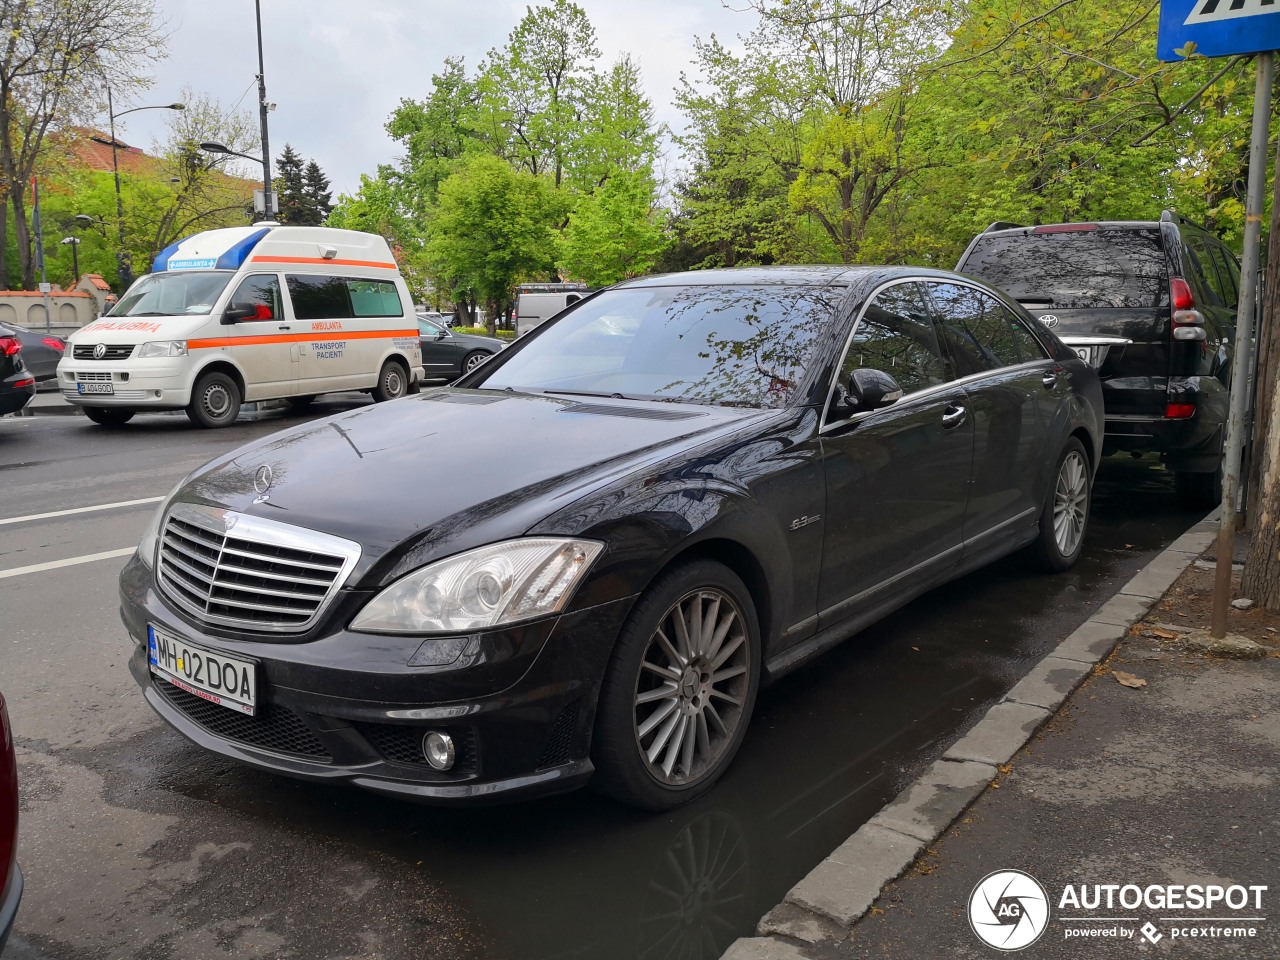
top-left (274, 144), bottom-right (306, 223)
top-left (302, 160), bottom-right (333, 225)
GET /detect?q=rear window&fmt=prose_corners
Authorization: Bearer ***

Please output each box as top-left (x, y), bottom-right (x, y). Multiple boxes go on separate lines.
top-left (961, 229), bottom-right (1169, 310)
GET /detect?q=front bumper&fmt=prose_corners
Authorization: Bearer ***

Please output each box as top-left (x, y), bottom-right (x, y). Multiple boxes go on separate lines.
top-left (57, 359), bottom-right (191, 408)
top-left (120, 555), bottom-right (634, 804)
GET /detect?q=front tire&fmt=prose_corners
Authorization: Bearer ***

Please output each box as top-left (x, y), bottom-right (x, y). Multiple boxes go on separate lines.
top-left (186, 371), bottom-right (241, 428)
top-left (83, 407), bottom-right (134, 427)
top-left (372, 360), bottom-right (409, 402)
top-left (1030, 437), bottom-right (1091, 572)
top-left (592, 561), bottom-right (761, 810)
top-left (461, 350), bottom-right (492, 375)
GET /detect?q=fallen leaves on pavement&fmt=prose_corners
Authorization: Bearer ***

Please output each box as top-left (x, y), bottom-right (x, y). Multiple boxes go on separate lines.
top-left (1113, 670), bottom-right (1147, 689)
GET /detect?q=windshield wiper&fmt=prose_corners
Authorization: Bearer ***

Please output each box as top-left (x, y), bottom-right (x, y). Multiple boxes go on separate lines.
top-left (542, 389), bottom-right (637, 401)
top-left (122, 311), bottom-right (171, 317)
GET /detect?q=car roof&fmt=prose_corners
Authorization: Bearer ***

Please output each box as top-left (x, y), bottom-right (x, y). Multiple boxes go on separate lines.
top-left (975, 221), bottom-right (1166, 239)
top-left (613, 265), bottom-right (974, 290)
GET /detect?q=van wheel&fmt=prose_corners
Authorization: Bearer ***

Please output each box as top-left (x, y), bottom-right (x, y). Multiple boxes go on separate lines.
top-left (591, 560), bottom-right (760, 810)
top-left (186, 371), bottom-right (241, 428)
top-left (372, 360), bottom-right (408, 402)
top-left (1029, 438), bottom-right (1091, 572)
top-left (1175, 466), bottom-right (1223, 510)
top-left (83, 407), bottom-right (134, 427)
top-left (461, 350), bottom-right (492, 374)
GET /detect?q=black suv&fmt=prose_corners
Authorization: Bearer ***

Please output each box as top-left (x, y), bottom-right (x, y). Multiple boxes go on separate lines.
top-left (956, 212), bottom-right (1237, 505)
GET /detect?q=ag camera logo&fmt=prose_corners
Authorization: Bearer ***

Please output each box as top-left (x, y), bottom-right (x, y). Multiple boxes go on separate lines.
top-left (969, 870), bottom-right (1050, 951)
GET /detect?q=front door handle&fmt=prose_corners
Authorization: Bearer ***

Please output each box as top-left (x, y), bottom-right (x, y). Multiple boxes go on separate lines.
top-left (278, 325), bottom-right (291, 331)
top-left (942, 404), bottom-right (967, 430)
top-left (1042, 366), bottom-right (1062, 388)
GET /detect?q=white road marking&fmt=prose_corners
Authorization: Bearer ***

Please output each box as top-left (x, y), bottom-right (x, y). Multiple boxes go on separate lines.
top-left (0, 496), bottom-right (163, 527)
top-left (0, 547), bottom-right (137, 580)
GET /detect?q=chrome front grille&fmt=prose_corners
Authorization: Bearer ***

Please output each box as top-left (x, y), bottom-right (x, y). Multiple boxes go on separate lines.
top-left (157, 502), bottom-right (361, 633)
top-left (75, 371), bottom-right (113, 381)
top-left (73, 343), bottom-right (134, 359)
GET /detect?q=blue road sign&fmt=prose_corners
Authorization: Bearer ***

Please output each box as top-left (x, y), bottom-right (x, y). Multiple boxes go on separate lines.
top-left (1159, 0), bottom-right (1280, 61)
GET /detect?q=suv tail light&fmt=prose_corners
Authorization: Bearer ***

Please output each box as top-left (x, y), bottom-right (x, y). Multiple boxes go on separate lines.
top-left (1165, 402), bottom-right (1196, 419)
top-left (42, 336), bottom-right (65, 352)
top-left (0, 337), bottom-right (19, 357)
top-left (1170, 278), bottom-right (1206, 340)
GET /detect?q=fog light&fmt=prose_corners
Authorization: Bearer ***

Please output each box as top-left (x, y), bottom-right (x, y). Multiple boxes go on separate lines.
top-left (422, 731), bottom-right (455, 770)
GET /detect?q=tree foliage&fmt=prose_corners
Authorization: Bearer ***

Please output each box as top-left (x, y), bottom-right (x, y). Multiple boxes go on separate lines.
top-left (0, 0), bottom-right (167, 289)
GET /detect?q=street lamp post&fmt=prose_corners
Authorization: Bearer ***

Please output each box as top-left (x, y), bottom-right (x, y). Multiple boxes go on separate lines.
top-left (60, 237), bottom-right (81, 284)
top-left (255, 0), bottom-right (275, 221)
top-left (106, 90), bottom-right (185, 292)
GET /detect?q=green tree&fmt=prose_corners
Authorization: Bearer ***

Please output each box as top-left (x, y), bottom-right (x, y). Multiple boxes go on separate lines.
top-left (558, 167), bottom-right (668, 284)
top-left (1, 0), bottom-right (167, 289)
top-left (274, 144), bottom-right (306, 224)
top-left (425, 154), bottom-right (567, 333)
top-left (302, 160), bottom-right (332, 223)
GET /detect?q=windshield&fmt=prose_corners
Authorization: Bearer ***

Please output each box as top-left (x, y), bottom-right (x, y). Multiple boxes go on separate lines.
top-left (110, 271), bottom-right (236, 318)
top-left (474, 284), bottom-right (835, 408)
top-left (962, 230), bottom-right (1169, 309)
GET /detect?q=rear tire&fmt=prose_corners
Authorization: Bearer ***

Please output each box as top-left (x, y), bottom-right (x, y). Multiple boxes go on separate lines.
top-left (1030, 437), bottom-right (1091, 572)
top-left (83, 407), bottom-right (134, 427)
top-left (1175, 465), bottom-right (1222, 510)
top-left (591, 560), bottom-right (760, 810)
top-left (372, 360), bottom-right (409, 402)
top-left (186, 371), bottom-right (241, 428)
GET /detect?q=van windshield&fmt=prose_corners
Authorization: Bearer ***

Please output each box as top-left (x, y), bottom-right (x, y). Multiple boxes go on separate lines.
top-left (110, 271), bottom-right (236, 318)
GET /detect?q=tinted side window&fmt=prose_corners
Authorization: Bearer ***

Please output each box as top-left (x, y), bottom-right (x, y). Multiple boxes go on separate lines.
top-left (1182, 234), bottom-right (1227, 308)
top-left (287, 275), bottom-right (353, 320)
top-left (961, 229), bottom-right (1169, 309)
top-left (931, 283), bottom-right (1047, 374)
top-left (228, 274), bottom-right (282, 321)
top-left (348, 279), bottom-right (404, 318)
top-left (842, 283), bottom-right (947, 395)
top-left (1207, 242), bottom-right (1239, 308)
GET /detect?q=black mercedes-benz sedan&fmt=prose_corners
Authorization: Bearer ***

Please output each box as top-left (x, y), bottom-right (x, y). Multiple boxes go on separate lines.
top-left (121, 267), bottom-right (1103, 810)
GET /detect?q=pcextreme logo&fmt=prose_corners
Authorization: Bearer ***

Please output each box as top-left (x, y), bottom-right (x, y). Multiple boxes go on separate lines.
top-left (969, 870), bottom-right (1051, 951)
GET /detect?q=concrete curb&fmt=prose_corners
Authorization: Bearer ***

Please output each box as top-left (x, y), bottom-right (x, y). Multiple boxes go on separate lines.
top-left (722, 511), bottom-right (1220, 960)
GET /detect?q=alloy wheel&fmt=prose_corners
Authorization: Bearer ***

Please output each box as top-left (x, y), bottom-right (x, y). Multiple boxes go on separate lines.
top-left (1053, 450), bottom-right (1088, 556)
top-left (633, 588), bottom-right (751, 786)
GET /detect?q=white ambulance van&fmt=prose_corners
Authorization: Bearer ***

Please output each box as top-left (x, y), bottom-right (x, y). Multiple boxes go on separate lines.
top-left (57, 225), bottom-right (424, 428)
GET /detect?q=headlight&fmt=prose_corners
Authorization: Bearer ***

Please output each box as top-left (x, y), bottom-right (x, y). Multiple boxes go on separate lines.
top-left (137, 340), bottom-right (188, 358)
top-left (136, 476), bottom-right (191, 568)
top-left (351, 538), bottom-right (603, 635)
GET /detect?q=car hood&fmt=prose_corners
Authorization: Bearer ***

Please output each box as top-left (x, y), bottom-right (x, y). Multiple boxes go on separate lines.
top-left (180, 389), bottom-right (758, 582)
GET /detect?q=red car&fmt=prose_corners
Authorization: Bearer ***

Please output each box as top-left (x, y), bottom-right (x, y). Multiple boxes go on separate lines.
top-left (0, 690), bottom-right (21, 952)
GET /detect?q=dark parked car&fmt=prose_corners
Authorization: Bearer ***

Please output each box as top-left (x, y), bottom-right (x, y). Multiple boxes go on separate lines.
top-left (0, 332), bottom-right (35, 417)
top-left (0, 689), bottom-right (22, 954)
top-left (121, 267), bottom-right (1101, 810)
top-left (417, 314), bottom-right (503, 380)
top-left (0, 321), bottom-right (65, 384)
top-left (956, 212), bottom-right (1236, 505)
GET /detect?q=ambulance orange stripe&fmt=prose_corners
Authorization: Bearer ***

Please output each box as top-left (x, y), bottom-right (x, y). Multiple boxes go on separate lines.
top-left (248, 255), bottom-right (399, 269)
top-left (188, 329), bottom-right (418, 349)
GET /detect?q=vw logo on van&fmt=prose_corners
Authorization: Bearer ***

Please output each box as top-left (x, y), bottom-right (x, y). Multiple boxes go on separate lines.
top-left (1038, 314), bottom-right (1059, 327)
top-left (93, 343), bottom-right (107, 359)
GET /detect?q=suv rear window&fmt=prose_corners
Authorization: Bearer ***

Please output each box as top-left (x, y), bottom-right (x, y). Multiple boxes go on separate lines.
top-left (962, 229), bottom-right (1169, 309)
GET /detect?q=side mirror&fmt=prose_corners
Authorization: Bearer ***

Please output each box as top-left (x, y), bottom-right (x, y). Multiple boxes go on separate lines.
top-left (222, 302), bottom-right (257, 324)
top-left (837, 368), bottom-right (904, 416)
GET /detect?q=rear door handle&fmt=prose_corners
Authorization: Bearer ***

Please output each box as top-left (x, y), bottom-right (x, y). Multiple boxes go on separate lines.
top-left (278, 325), bottom-right (291, 332)
top-left (942, 404), bottom-right (967, 430)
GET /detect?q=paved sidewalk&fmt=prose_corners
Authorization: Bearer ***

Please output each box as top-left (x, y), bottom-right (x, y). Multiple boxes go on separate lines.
top-left (728, 520), bottom-right (1280, 958)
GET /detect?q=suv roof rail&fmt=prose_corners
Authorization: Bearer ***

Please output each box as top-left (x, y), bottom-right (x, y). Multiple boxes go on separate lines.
top-left (984, 221), bottom-right (1025, 233)
top-left (516, 282), bottom-right (590, 292)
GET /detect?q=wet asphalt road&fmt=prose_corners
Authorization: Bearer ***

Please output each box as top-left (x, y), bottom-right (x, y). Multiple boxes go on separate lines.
top-left (0, 402), bottom-right (1205, 960)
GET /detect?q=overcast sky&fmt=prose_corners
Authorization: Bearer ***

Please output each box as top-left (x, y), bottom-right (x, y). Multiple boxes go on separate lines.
top-left (111, 0), bottom-right (757, 196)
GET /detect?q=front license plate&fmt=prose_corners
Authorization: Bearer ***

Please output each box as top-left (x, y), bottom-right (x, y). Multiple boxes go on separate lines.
top-left (78, 382), bottom-right (114, 395)
top-left (148, 625), bottom-right (257, 715)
